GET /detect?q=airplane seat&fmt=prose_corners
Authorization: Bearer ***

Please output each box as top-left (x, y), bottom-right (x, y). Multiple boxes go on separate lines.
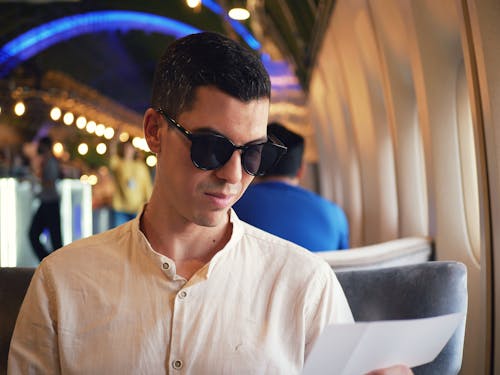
top-left (0, 267), bottom-right (35, 375)
top-left (335, 261), bottom-right (467, 375)
top-left (319, 236), bottom-right (433, 271)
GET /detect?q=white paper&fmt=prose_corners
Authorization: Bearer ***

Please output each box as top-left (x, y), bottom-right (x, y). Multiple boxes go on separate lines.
top-left (302, 312), bottom-right (464, 375)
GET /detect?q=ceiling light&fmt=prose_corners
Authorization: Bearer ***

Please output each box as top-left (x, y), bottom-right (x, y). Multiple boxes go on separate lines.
top-left (186, 0), bottom-right (201, 8)
top-left (228, 7), bottom-right (250, 21)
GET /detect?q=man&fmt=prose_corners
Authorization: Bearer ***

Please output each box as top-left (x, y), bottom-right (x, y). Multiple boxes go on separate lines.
top-left (28, 136), bottom-right (63, 261)
top-left (9, 32), bottom-right (411, 374)
top-left (234, 122), bottom-right (349, 251)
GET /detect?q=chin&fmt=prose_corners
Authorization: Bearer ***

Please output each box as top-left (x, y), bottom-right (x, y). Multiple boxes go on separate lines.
top-left (193, 209), bottom-right (229, 227)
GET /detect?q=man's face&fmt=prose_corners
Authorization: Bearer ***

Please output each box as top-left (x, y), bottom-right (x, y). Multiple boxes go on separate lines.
top-left (152, 86), bottom-right (269, 228)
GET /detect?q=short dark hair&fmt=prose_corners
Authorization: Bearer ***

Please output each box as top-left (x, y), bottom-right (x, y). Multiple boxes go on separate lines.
top-left (266, 122), bottom-right (304, 177)
top-left (151, 32), bottom-right (271, 118)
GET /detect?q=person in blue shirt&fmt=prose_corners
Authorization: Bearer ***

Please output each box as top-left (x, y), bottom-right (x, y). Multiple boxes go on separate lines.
top-left (234, 122), bottom-right (349, 251)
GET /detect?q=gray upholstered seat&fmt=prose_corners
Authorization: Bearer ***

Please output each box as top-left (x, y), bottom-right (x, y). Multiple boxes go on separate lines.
top-left (335, 261), bottom-right (467, 375)
top-left (0, 267), bottom-right (35, 375)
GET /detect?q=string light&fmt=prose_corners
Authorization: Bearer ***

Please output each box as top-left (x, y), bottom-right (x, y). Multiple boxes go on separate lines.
top-left (77, 143), bottom-right (88, 155)
top-left (8, 99), bottom-right (145, 172)
top-left (50, 107), bottom-right (62, 121)
top-left (132, 136), bottom-right (142, 148)
top-left (95, 123), bottom-right (105, 137)
top-left (87, 174), bottom-right (98, 185)
top-left (146, 154), bottom-right (157, 167)
top-left (63, 112), bottom-right (74, 125)
top-left (96, 143), bottom-right (107, 155)
top-left (86, 121), bottom-right (96, 134)
top-left (76, 116), bottom-right (87, 129)
top-left (52, 142), bottom-right (64, 157)
top-left (119, 132), bottom-right (130, 142)
top-left (14, 102), bottom-right (25, 116)
top-left (104, 127), bottom-right (115, 140)
top-left (132, 137), bottom-right (150, 152)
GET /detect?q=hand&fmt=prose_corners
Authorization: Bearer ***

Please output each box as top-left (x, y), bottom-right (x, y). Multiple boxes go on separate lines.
top-left (365, 364), bottom-right (414, 375)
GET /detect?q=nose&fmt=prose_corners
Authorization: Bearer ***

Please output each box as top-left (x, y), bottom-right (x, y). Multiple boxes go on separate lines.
top-left (214, 150), bottom-right (243, 183)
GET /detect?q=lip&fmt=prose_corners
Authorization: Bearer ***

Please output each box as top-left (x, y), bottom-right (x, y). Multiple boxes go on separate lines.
top-left (205, 191), bottom-right (236, 208)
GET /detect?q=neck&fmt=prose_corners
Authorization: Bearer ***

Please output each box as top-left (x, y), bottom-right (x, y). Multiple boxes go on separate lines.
top-left (258, 175), bottom-right (299, 186)
top-left (139, 202), bottom-right (232, 267)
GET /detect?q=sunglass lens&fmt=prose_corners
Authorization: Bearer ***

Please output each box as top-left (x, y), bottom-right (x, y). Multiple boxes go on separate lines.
top-left (245, 142), bottom-right (286, 176)
top-left (190, 134), bottom-right (234, 170)
top-left (242, 144), bottom-right (264, 175)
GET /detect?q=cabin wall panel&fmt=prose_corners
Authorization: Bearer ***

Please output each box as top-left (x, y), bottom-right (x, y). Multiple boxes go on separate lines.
top-left (403, 0), bottom-right (485, 373)
top-left (313, 25), bottom-right (364, 248)
top-left (368, 0), bottom-right (428, 238)
top-left (311, 0), bottom-right (490, 372)
top-left (463, 0), bottom-right (500, 373)
top-left (314, 0), bottom-right (399, 245)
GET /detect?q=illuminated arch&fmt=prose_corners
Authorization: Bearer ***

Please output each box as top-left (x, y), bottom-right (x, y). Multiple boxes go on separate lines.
top-left (0, 9), bottom-right (297, 89)
top-left (0, 11), bottom-right (202, 76)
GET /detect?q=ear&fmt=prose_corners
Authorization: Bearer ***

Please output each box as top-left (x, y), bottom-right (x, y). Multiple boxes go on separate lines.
top-left (143, 108), bottom-right (162, 153)
top-left (296, 162), bottom-right (306, 180)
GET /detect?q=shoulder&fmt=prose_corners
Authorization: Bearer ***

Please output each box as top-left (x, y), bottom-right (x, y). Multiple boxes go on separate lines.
top-left (41, 222), bottom-right (135, 270)
top-left (302, 190), bottom-right (347, 216)
top-left (243, 181), bottom-right (292, 194)
top-left (238, 220), bottom-right (332, 276)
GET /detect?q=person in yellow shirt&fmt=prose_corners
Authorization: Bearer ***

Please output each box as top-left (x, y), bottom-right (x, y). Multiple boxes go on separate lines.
top-left (109, 140), bottom-right (152, 227)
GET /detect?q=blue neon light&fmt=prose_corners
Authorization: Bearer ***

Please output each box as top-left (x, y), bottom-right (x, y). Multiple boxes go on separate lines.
top-left (0, 7), bottom-right (296, 88)
top-left (0, 11), bottom-right (201, 72)
top-left (201, 0), bottom-right (224, 15)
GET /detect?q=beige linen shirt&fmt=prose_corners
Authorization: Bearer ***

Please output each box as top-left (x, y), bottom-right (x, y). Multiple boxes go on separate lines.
top-left (8, 210), bottom-right (353, 374)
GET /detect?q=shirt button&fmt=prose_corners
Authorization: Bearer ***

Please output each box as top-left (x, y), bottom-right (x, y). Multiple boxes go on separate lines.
top-left (172, 359), bottom-right (183, 370)
top-left (162, 262), bottom-right (170, 270)
top-left (178, 290), bottom-right (187, 299)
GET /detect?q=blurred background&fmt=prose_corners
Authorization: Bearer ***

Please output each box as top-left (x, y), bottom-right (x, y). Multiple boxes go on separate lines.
top-left (0, 0), bottom-right (334, 266)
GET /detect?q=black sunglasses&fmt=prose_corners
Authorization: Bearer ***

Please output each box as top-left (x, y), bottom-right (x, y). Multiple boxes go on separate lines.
top-left (156, 109), bottom-right (287, 176)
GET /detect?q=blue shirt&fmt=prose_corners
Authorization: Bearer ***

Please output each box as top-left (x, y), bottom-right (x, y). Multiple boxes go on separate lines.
top-left (234, 181), bottom-right (349, 251)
